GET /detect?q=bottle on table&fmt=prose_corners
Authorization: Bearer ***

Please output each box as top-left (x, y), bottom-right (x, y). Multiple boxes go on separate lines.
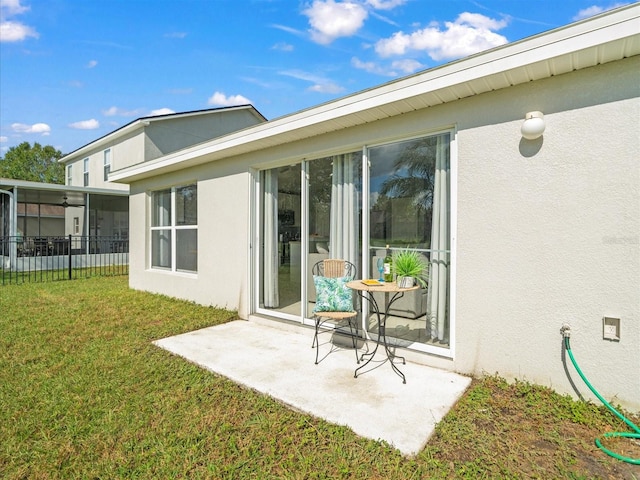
top-left (383, 245), bottom-right (393, 282)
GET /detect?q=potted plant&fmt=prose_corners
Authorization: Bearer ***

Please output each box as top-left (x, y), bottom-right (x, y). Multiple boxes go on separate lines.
top-left (393, 248), bottom-right (429, 288)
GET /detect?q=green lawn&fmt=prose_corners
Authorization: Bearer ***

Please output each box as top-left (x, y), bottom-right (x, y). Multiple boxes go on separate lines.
top-left (1, 276), bottom-right (637, 479)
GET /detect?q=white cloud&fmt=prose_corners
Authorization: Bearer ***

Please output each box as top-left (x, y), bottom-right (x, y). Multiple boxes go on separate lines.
top-left (0, 135), bottom-right (8, 142)
top-left (391, 58), bottom-right (424, 74)
top-left (0, 0), bottom-right (37, 42)
top-left (375, 12), bottom-right (508, 61)
top-left (351, 57), bottom-right (396, 76)
top-left (1, 0), bottom-right (30, 15)
top-left (351, 56), bottom-right (424, 77)
top-left (573, 3), bottom-right (627, 20)
top-left (86, 59), bottom-right (98, 68)
top-left (308, 81), bottom-right (344, 94)
top-left (69, 119), bottom-right (99, 130)
top-left (575, 6), bottom-right (606, 19)
top-left (0, 20), bottom-right (38, 41)
top-left (207, 91), bottom-right (251, 106)
top-left (279, 69), bottom-right (345, 94)
top-left (149, 108), bottom-right (175, 116)
top-left (366, 0), bottom-right (406, 10)
top-left (272, 41), bottom-right (294, 52)
top-left (102, 106), bottom-right (142, 117)
top-left (11, 122), bottom-right (51, 135)
top-left (303, 0), bottom-right (368, 45)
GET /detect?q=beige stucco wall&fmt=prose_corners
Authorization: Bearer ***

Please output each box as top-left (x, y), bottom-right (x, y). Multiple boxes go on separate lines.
top-left (128, 56), bottom-right (639, 410)
top-left (128, 157), bottom-right (252, 316)
top-left (454, 56), bottom-right (639, 410)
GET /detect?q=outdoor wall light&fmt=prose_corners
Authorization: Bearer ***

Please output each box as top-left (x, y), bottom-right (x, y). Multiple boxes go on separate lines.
top-left (521, 111), bottom-right (545, 140)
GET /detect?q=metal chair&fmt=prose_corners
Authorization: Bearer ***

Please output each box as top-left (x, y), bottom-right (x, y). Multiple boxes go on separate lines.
top-left (311, 259), bottom-right (360, 364)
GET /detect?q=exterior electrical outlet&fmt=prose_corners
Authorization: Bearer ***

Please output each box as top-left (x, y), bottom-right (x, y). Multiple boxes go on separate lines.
top-left (602, 317), bottom-right (620, 341)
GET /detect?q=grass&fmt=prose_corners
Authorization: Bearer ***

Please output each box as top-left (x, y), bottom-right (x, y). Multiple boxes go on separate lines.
top-left (1, 276), bottom-right (638, 479)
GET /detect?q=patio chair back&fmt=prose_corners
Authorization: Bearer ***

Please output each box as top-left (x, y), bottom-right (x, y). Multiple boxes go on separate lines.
top-left (312, 259), bottom-right (356, 279)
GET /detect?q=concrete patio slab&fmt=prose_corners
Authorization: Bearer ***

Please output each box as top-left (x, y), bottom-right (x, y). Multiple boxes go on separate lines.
top-left (154, 320), bottom-right (471, 457)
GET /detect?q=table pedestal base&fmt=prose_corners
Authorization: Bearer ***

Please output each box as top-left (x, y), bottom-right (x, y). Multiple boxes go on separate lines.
top-left (354, 289), bottom-right (408, 383)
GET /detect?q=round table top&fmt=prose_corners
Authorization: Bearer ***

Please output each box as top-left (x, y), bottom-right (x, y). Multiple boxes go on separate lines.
top-left (346, 279), bottom-right (420, 293)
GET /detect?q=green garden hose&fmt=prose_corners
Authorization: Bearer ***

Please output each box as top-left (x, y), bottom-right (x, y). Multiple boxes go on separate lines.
top-left (563, 331), bottom-right (640, 465)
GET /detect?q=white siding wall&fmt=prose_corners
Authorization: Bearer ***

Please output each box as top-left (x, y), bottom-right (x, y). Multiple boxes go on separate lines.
top-left (127, 56), bottom-right (639, 410)
top-left (144, 110), bottom-right (264, 161)
top-left (65, 132), bottom-right (142, 191)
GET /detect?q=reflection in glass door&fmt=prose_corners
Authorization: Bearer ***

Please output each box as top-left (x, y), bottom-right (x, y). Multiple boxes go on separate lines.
top-left (367, 133), bottom-right (451, 347)
top-left (260, 165), bottom-right (302, 316)
top-left (306, 152), bottom-right (362, 319)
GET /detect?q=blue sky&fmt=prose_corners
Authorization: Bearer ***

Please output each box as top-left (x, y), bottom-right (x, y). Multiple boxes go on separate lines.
top-left (0, 0), bottom-right (630, 155)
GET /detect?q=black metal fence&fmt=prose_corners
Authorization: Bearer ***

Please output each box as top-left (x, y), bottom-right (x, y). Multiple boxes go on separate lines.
top-left (1, 235), bottom-right (128, 285)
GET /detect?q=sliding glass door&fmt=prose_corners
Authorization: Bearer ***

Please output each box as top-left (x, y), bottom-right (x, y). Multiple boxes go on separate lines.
top-left (257, 131), bottom-right (451, 351)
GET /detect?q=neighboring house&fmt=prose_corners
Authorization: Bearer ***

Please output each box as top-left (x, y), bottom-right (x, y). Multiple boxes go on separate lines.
top-left (1, 106), bottom-right (267, 260)
top-left (61, 105), bottom-right (267, 191)
top-left (110, 6), bottom-right (639, 410)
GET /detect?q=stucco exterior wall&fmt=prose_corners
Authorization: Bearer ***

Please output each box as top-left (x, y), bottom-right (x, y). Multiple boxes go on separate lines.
top-left (127, 56), bottom-right (639, 410)
top-left (453, 56), bottom-right (639, 410)
top-left (128, 157), bottom-right (252, 317)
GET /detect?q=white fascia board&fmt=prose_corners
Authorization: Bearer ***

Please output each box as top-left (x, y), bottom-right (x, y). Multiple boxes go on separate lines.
top-left (110, 4), bottom-right (639, 184)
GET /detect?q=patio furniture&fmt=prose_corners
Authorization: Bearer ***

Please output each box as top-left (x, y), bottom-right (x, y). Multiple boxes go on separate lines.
top-left (347, 280), bottom-right (420, 383)
top-left (311, 259), bottom-right (360, 365)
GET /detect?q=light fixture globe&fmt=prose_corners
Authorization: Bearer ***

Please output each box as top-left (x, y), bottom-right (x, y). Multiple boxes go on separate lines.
top-left (521, 111), bottom-right (545, 140)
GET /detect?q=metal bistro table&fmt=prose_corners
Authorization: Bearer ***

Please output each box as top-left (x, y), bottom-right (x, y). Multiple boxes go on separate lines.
top-left (346, 280), bottom-right (420, 383)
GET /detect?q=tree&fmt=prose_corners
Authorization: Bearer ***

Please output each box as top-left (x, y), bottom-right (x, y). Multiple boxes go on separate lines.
top-left (0, 142), bottom-right (65, 184)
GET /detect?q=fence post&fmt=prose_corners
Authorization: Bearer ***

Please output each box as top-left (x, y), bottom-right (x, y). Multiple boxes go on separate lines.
top-left (68, 234), bottom-right (72, 280)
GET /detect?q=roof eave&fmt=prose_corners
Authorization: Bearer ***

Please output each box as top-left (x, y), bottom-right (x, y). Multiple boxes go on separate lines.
top-left (109, 4), bottom-right (640, 184)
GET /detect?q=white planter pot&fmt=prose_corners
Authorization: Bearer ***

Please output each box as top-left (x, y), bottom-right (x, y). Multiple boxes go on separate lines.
top-left (397, 276), bottom-right (415, 288)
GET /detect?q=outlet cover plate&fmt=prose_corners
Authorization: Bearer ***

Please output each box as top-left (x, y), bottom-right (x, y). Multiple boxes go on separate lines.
top-left (602, 317), bottom-right (620, 341)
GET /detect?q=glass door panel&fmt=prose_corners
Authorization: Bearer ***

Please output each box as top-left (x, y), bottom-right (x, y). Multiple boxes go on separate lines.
top-left (306, 152), bottom-right (362, 319)
top-left (367, 134), bottom-right (451, 347)
top-left (259, 165), bottom-right (302, 316)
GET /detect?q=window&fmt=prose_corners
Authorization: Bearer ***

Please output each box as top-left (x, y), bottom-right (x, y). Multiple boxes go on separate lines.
top-left (103, 149), bottom-right (111, 181)
top-left (73, 217), bottom-right (80, 234)
top-left (150, 184), bottom-right (197, 272)
top-left (83, 158), bottom-right (89, 186)
top-left (67, 165), bottom-right (72, 186)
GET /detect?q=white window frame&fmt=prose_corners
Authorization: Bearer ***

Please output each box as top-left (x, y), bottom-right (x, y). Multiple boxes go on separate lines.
top-left (103, 149), bottom-right (111, 181)
top-left (67, 165), bottom-right (72, 186)
top-left (83, 158), bottom-right (89, 186)
top-left (150, 184), bottom-right (198, 274)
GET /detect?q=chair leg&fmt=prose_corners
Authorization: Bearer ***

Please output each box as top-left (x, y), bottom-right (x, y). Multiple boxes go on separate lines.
top-left (313, 316), bottom-right (320, 364)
